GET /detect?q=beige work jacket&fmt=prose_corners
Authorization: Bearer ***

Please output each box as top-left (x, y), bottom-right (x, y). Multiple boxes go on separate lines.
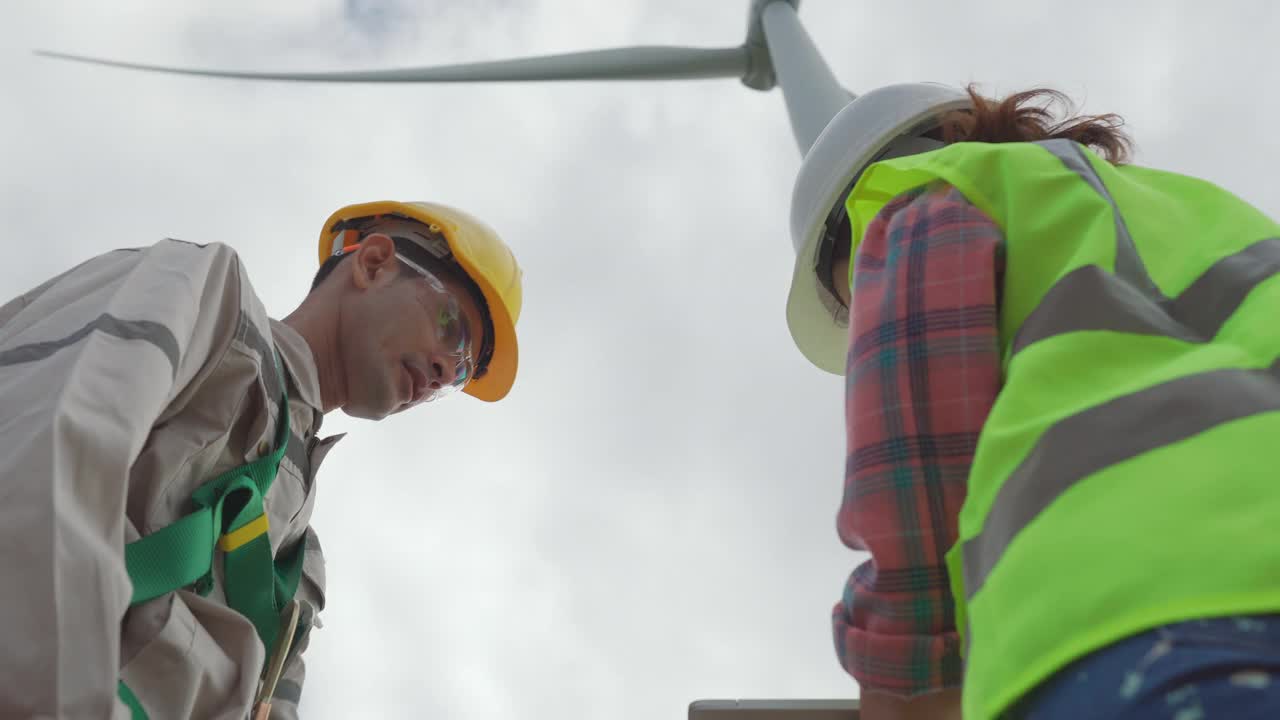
top-left (0, 239), bottom-right (341, 718)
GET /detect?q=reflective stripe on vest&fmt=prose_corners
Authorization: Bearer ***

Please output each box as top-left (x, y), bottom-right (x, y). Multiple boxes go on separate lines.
top-left (959, 139), bottom-right (1280, 604)
top-left (967, 243), bottom-right (1280, 606)
top-left (845, 138), bottom-right (1280, 720)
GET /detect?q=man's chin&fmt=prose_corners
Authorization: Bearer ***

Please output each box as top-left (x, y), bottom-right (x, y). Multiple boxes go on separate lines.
top-left (341, 399), bottom-right (396, 421)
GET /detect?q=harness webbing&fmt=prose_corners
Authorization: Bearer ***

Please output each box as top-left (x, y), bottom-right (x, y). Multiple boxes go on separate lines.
top-left (117, 350), bottom-right (305, 718)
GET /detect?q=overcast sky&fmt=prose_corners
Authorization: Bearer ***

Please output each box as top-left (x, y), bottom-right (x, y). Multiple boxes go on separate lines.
top-left (5, 2), bottom-right (1280, 718)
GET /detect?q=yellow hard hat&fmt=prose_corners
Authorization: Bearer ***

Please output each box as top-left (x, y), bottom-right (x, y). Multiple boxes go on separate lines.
top-left (318, 200), bottom-right (523, 402)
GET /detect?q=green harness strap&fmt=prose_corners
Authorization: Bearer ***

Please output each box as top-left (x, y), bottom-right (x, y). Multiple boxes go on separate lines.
top-left (116, 681), bottom-right (146, 720)
top-left (117, 350), bottom-right (306, 719)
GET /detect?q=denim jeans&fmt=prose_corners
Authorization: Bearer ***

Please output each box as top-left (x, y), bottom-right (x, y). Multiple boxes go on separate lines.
top-left (1006, 614), bottom-right (1280, 719)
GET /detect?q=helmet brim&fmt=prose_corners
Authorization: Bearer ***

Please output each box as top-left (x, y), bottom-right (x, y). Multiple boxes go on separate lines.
top-left (785, 83), bottom-right (972, 373)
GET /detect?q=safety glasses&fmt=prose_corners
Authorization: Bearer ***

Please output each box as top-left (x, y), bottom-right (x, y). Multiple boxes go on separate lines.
top-left (393, 250), bottom-right (478, 402)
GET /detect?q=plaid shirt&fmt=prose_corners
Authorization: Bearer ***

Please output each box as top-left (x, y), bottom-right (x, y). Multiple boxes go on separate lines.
top-left (832, 184), bottom-right (1005, 696)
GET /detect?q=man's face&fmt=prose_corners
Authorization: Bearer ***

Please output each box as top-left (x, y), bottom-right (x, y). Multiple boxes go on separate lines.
top-left (336, 227), bottom-right (487, 420)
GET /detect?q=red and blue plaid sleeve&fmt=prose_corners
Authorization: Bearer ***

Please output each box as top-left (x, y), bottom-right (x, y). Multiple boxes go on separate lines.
top-left (832, 184), bottom-right (1005, 697)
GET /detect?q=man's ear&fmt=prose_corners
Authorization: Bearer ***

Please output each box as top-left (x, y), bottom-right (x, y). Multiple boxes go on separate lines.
top-left (350, 233), bottom-right (399, 289)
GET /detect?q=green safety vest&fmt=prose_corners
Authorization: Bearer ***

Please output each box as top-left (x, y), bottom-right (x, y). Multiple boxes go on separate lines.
top-left (116, 350), bottom-right (307, 720)
top-left (845, 139), bottom-right (1280, 719)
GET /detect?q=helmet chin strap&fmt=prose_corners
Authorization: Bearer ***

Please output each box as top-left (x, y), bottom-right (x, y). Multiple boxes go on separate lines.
top-left (881, 134), bottom-right (945, 160)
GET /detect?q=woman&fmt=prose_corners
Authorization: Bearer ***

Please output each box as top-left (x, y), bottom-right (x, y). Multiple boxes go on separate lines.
top-left (787, 85), bottom-right (1280, 719)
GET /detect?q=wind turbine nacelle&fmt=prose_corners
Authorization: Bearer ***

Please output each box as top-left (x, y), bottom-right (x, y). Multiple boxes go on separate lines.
top-left (785, 82), bottom-right (973, 374)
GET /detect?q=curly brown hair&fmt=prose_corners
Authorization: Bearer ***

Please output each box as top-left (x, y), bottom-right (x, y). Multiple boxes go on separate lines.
top-left (936, 84), bottom-right (1134, 164)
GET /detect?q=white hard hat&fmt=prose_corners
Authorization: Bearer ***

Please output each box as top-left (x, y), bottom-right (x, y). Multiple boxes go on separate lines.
top-left (785, 82), bottom-right (973, 374)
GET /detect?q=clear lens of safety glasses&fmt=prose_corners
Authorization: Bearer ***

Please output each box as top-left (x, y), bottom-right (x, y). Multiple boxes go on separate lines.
top-left (395, 253), bottom-right (478, 401)
top-left (422, 294), bottom-right (475, 402)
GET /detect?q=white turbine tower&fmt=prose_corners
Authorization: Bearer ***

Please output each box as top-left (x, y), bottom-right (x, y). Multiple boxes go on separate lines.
top-left (36, 6), bottom-right (972, 713)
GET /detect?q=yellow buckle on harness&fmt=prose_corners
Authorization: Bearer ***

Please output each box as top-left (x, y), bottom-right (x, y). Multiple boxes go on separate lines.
top-left (219, 514), bottom-right (270, 552)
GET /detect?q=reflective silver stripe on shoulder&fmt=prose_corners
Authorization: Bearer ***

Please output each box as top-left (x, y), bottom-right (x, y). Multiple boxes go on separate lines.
top-left (0, 312), bottom-right (179, 377)
top-left (962, 361), bottom-right (1280, 600)
top-left (1012, 237), bottom-right (1280, 354)
top-left (236, 311), bottom-right (314, 468)
top-left (1012, 266), bottom-right (1196, 355)
top-left (236, 311), bottom-right (283, 407)
top-left (1035, 139), bottom-right (1164, 301)
top-left (1169, 237), bottom-right (1280, 339)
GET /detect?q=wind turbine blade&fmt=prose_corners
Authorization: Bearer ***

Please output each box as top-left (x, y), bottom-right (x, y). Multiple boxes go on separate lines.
top-left (34, 45), bottom-right (749, 83)
top-left (759, 1), bottom-right (852, 154)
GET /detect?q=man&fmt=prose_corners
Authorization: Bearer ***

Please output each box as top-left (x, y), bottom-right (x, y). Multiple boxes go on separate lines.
top-left (786, 83), bottom-right (1280, 719)
top-left (0, 200), bottom-right (523, 719)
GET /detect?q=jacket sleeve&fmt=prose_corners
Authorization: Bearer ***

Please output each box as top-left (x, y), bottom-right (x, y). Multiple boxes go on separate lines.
top-left (832, 186), bottom-right (1004, 696)
top-left (0, 240), bottom-right (245, 718)
top-left (269, 526), bottom-right (327, 720)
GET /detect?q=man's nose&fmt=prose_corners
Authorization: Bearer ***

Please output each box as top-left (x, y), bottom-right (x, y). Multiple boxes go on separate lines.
top-left (428, 353), bottom-right (459, 388)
